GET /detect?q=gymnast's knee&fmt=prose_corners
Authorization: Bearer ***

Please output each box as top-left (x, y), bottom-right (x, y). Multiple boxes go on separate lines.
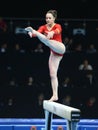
top-left (50, 73), bottom-right (57, 79)
top-left (63, 44), bottom-right (66, 54)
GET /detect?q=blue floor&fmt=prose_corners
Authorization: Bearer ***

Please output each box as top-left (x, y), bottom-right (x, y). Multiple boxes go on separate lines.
top-left (0, 118), bottom-right (98, 130)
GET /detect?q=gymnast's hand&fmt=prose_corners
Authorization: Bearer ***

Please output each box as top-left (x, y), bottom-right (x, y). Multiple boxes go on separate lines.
top-left (46, 31), bottom-right (54, 39)
top-left (28, 31), bottom-right (33, 38)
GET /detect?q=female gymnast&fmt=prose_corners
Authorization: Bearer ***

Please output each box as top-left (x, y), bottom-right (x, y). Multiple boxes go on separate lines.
top-left (25, 9), bottom-right (66, 101)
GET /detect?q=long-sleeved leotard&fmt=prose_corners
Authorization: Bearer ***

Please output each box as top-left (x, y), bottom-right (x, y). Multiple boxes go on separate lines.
top-left (33, 23), bottom-right (64, 56)
top-left (37, 23), bottom-right (62, 42)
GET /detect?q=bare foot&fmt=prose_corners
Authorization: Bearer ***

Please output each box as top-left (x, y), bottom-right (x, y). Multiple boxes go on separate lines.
top-left (25, 27), bottom-right (36, 34)
top-left (48, 96), bottom-right (58, 102)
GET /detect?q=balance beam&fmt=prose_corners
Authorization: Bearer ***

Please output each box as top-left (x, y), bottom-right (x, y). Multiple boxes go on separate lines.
top-left (43, 100), bottom-right (81, 130)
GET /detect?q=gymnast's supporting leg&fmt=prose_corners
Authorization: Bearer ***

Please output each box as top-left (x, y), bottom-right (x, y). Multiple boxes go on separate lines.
top-left (48, 52), bottom-right (63, 101)
top-left (30, 29), bottom-right (66, 54)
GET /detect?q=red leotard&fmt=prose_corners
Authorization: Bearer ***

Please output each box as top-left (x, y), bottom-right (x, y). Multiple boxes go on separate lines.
top-left (34, 23), bottom-right (63, 56)
top-left (37, 24), bottom-right (62, 42)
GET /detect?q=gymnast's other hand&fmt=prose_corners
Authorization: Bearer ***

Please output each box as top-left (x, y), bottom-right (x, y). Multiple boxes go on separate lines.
top-left (46, 31), bottom-right (54, 39)
top-left (28, 32), bottom-right (33, 38)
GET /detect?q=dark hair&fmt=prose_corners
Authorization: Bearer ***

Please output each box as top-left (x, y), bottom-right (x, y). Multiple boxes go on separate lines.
top-left (47, 10), bottom-right (57, 19)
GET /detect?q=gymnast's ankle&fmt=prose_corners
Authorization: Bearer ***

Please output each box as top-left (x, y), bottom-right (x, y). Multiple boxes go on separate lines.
top-left (48, 96), bottom-right (58, 102)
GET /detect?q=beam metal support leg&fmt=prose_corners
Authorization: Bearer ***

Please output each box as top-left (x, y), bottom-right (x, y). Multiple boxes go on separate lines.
top-left (44, 110), bottom-right (53, 130)
top-left (66, 120), bottom-right (79, 130)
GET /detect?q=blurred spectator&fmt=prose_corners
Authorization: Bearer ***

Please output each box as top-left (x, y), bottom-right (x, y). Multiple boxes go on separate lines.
top-left (83, 96), bottom-right (98, 118)
top-left (86, 43), bottom-right (97, 53)
top-left (9, 77), bottom-right (18, 87)
top-left (74, 43), bottom-right (83, 52)
top-left (62, 77), bottom-right (73, 88)
top-left (33, 93), bottom-right (45, 118)
top-left (34, 43), bottom-right (44, 53)
top-left (0, 17), bottom-right (7, 33)
top-left (7, 98), bottom-right (13, 107)
top-left (85, 72), bottom-right (92, 87)
top-left (79, 59), bottom-right (93, 71)
top-left (78, 59), bottom-right (94, 88)
top-left (13, 43), bottom-right (25, 53)
top-left (0, 17), bottom-right (8, 44)
top-left (62, 94), bottom-right (72, 106)
top-left (63, 37), bottom-right (73, 52)
top-left (27, 76), bottom-right (34, 86)
top-left (0, 43), bottom-right (8, 53)
top-left (25, 76), bottom-right (39, 98)
top-left (59, 77), bottom-right (74, 99)
top-left (5, 97), bottom-right (16, 117)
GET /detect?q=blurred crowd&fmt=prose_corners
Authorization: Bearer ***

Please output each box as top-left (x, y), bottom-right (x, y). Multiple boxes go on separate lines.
top-left (0, 17), bottom-right (98, 119)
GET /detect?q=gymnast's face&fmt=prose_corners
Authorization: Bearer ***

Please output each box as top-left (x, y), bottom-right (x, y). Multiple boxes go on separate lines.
top-left (45, 13), bottom-right (55, 25)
